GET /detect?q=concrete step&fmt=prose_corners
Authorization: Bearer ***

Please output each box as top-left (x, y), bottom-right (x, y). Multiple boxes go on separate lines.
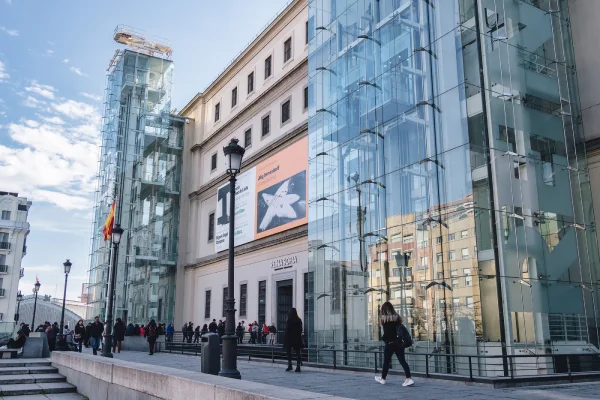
top-left (0, 381), bottom-right (77, 396)
top-left (0, 366), bottom-right (58, 375)
top-left (0, 359), bottom-right (51, 369)
top-left (0, 373), bottom-right (67, 384)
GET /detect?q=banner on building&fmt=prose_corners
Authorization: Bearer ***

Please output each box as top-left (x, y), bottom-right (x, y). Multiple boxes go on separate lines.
top-left (215, 137), bottom-right (308, 252)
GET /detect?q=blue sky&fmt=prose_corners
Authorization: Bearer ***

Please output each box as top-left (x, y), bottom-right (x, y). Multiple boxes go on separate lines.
top-left (0, 0), bottom-right (289, 301)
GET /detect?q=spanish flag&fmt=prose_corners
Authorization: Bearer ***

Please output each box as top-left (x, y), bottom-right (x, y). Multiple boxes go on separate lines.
top-left (103, 200), bottom-right (116, 241)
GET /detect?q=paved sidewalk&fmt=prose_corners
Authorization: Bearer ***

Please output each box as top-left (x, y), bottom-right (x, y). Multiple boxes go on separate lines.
top-left (76, 347), bottom-right (600, 400)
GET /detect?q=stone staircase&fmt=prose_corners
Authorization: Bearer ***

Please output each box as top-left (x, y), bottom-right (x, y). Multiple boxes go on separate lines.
top-left (0, 358), bottom-right (82, 397)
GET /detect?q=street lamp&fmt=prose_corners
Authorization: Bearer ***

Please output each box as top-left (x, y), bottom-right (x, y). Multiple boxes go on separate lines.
top-left (58, 259), bottom-right (72, 349)
top-left (102, 223), bottom-right (124, 358)
top-left (31, 280), bottom-right (41, 329)
top-left (219, 138), bottom-right (244, 379)
top-left (15, 291), bottom-right (23, 324)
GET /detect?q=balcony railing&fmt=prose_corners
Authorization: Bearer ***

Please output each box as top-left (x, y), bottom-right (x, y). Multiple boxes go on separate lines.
top-left (0, 289), bottom-right (5, 298)
top-left (0, 265), bottom-right (7, 274)
top-left (0, 242), bottom-right (9, 250)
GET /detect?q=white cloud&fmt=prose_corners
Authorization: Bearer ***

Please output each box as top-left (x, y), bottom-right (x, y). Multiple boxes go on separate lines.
top-left (52, 99), bottom-right (97, 121)
top-left (62, 59), bottom-right (69, 63)
top-left (69, 66), bottom-right (88, 77)
top-left (0, 100), bottom-right (101, 211)
top-left (44, 49), bottom-right (54, 56)
top-left (0, 27), bottom-right (18, 37)
top-left (25, 81), bottom-right (56, 99)
top-left (38, 115), bottom-right (65, 125)
top-left (23, 96), bottom-right (46, 109)
top-left (4, 0), bottom-right (12, 5)
top-left (80, 92), bottom-right (102, 101)
top-left (0, 61), bottom-right (9, 81)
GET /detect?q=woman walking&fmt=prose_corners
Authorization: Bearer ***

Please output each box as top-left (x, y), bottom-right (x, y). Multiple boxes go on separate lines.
top-left (374, 301), bottom-right (414, 386)
top-left (112, 317), bottom-right (125, 353)
top-left (193, 325), bottom-right (200, 343)
top-left (74, 319), bottom-right (85, 353)
top-left (284, 308), bottom-right (303, 372)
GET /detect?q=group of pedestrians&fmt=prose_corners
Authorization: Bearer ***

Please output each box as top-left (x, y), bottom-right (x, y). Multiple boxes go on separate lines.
top-left (240, 321), bottom-right (278, 344)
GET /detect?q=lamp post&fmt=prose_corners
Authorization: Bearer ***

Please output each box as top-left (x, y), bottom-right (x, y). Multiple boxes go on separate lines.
top-left (31, 280), bottom-right (41, 328)
top-left (15, 291), bottom-right (23, 324)
top-left (219, 138), bottom-right (245, 379)
top-left (58, 259), bottom-right (72, 349)
top-left (101, 224), bottom-right (124, 358)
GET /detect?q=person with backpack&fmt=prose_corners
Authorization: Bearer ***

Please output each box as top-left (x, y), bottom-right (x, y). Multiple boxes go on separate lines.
top-left (375, 301), bottom-right (413, 387)
top-left (145, 319), bottom-right (158, 355)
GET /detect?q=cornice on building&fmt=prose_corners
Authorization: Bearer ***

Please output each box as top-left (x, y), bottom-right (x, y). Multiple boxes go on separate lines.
top-left (179, 0), bottom-right (306, 117)
top-left (185, 224), bottom-right (307, 270)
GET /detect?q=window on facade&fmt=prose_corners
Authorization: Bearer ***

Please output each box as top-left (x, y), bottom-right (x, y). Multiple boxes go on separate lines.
top-left (448, 233), bottom-right (456, 241)
top-left (262, 115), bottom-right (270, 137)
top-left (211, 153), bottom-right (217, 171)
top-left (265, 56), bottom-right (272, 79)
top-left (258, 281), bottom-right (266, 327)
top-left (0, 233), bottom-right (8, 244)
top-left (331, 267), bottom-right (341, 312)
top-left (466, 296), bottom-right (474, 308)
top-left (205, 290), bottom-right (211, 319)
top-left (449, 250), bottom-right (456, 261)
top-left (222, 287), bottom-right (228, 317)
top-left (0, 211), bottom-right (9, 220)
top-left (244, 129), bottom-right (252, 148)
top-left (403, 235), bottom-right (414, 243)
top-left (461, 248), bottom-right (469, 259)
top-left (231, 87), bottom-right (237, 108)
top-left (436, 253), bottom-right (443, 263)
top-left (281, 100), bottom-right (291, 124)
top-left (0, 255), bottom-right (5, 267)
top-left (452, 278), bottom-right (459, 288)
top-left (215, 102), bottom-right (220, 122)
top-left (208, 212), bottom-right (215, 241)
top-left (284, 37), bottom-right (292, 62)
top-left (420, 256), bottom-right (428, 267)
top-left (239, 284), bottom-right (247, 317)
top-left (392, 268), bottom-right (400, 277)
top-left (17, 204), bottom-right (27, 211)
top-left (461, 230), bottom-right (468, 239)
top-left (464, 268), bottom-right (472, 286)
top-left (304, 272), bottom-right (313, 331)
top-left (248, 72), bottom-right (254, 94)
top-left (305, 21), bottom-right (309, 44)
top-left (301, 88), bottom-right (308, 112)
top-left (436, 236), bottom-right (442, 244)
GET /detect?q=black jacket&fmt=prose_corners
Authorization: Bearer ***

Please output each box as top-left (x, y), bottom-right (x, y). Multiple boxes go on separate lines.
top-left (90, 321), bottom-right (104, 338)
top-left (380, 315), bottom-right (400, 343)
top-left (284, 317), bottom-right (303, 349)
top-left (74, 324), bottom-right (86, 340)
top-left (208, 322), bottom-right (217, 333)
top-left (113, 322), bottom-right (125, 341)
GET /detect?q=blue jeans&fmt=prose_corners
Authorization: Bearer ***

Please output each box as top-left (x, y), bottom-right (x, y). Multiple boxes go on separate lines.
top-left (89, 337), bottom-right (100, 353)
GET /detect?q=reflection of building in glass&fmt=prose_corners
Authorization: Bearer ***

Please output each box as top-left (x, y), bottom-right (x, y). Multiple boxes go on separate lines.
top-left (307, 0), bottom-right (600, 377)
top-left (87, 26), bottom-right (184, 325)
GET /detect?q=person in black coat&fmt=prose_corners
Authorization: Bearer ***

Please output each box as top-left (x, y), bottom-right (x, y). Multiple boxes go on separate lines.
top-left (284, 308), bottom-right (304, 372)
top-left (74, 319), bottom-right (86, 353)
top-left (208, 319), bottom-right (217, 333)
top-left (112, 317), bottom-right (125, 354)
top-left (236, 322), bottom-right (245, 344)
top-left (193, 325), bottom-right (200, 343)
top-left (186, 322), bottom-right (194, 343)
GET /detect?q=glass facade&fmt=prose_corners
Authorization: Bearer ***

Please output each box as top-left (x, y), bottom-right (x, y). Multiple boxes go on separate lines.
top-left (307, 0), bottom-right (600, 376)
top-left (87, 49), bottom-right (183, 325)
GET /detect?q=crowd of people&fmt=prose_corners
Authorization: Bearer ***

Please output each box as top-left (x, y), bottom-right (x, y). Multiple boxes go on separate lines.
top-left (5, 301), bottom-right (413, 386)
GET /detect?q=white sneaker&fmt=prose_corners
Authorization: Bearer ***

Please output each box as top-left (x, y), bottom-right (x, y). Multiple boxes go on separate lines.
top-left (375, 376), bottom-right (386, 385)
top-left (402, 378), bottom-right (415, 387)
